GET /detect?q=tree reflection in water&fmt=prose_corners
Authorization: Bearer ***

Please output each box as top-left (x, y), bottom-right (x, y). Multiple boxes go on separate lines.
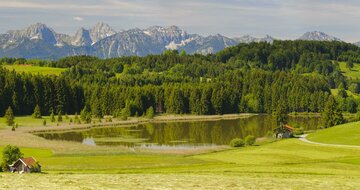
top-left (36, 115), bottom-right (321, 148)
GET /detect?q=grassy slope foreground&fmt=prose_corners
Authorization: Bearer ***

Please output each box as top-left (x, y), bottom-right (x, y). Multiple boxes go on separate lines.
top-left (1, 116), bottom-right (360, 188)
top-left (1, 138), bottom-right (360, 189)
top-left (307, 121), bottom-right (360, 146)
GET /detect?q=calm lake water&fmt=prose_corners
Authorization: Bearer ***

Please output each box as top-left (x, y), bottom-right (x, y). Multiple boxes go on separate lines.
top-left (35, 115), bottom-right (322, 148)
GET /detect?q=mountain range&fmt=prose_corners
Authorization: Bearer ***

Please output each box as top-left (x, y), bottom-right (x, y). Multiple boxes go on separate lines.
top-left (0, 22), bottom-right (357, 59)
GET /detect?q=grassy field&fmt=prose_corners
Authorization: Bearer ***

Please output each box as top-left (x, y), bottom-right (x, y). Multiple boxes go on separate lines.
top-left (1, 139), bottom-right (360, 189)
top-left (331, 88), bottom-right (360, 99)
top-left (1, 115), bottom-right (360, 189)
top-left (339, 61), bottom-right (360, 80)
top-left (307, 121), bottom-right (360, 146)
top-left (0, 116), bottom-right (60, 129)
top-left (2, 64), bottom-right (65, 76)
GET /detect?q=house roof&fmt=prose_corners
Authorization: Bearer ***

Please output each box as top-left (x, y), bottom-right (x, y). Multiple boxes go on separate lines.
top-left (284, 124), bottom-right (295, 131)
top-left (20, 157), bottom-right (37, 167)
top-left (9, 157), bottom-right (39, 168)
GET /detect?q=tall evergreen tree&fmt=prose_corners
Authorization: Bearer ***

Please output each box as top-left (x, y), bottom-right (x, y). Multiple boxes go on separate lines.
top-left (57, 111), bottom-right (63, 122)
top-left (32, 104), bottom-right (42, 119)
top-left (50, 111), bottom-right (55, 122)
top-left (5, 107), bottom-right (14, 126)
top-left (322, 96), bottom-right (344, 128)
top-left (272, 103), bottom-right (288, 126)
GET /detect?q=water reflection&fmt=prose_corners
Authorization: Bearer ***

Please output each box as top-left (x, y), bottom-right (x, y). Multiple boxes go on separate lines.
top-left (35, 115), bottom-right (321, 147)
top-left (82, 138), bottom-right (96, 146)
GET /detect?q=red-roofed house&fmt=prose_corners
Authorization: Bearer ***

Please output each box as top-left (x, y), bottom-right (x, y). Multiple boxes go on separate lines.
top-left (274, 124), bottom-right (295, 139)
top-left (9, 157), bottom-right (41, 173)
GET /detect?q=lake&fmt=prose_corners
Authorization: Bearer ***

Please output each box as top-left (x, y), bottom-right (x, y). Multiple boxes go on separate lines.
top-left (35, 115), bottom-right (322, 148)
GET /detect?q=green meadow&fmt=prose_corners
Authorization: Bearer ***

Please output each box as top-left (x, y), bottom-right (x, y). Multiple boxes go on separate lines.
top-left (1, 138), bottom-right (360, 189)
top-left (1, 115), bottom-right (360, 189)
top-left (2, 126), bottom-right (360, 188)
top-left (331, 88), bottom-right (360, 99)
top-left (307, 121), bottom-right (360, 146)
top-left (339, 61), bottom-right (360, 80)
top-left (2, 64), bottom-right (65, 76)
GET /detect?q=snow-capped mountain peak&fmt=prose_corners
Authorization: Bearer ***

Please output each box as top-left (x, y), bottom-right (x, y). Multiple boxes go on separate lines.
top-left (298, 31), bottom-right (341, 41)
top-left (72, 27), bottom-right (92, 46)
top-left (9, 23), bottom-right (58, 45)
top-left (89, 22), bottom-right (116, 43)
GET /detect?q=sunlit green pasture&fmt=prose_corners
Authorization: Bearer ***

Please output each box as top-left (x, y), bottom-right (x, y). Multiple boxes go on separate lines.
top-left (2, 64), bottom-right (65, 76)
top-left (338, 61), bottom-right (360, 80)
top-left (1, 138), bottom-right (360, 189)
top-left (0, 116), bottom-right (57, 128)
top-left (307, 121), bottom-right (360, 146)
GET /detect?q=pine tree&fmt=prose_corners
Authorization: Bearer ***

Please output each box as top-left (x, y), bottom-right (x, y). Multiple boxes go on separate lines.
top-left (85, 112), bottom-right (92, 124)
top-left (32, 104), bottom-right (42, 119)
top-left (57, 111), bottom-right (63, 122)
top-left (50, 111), bottom-right (55, 122)
top-left (80, 106), bottom-right (91, 122)
top-left (5, 107), bottom-right (14, 126)
top-left (322, 96), bottom-right (344, 128)
top-left (180, 50), bottom-right (187, 56)
top-left (272, 103), bottom-right (288, 126)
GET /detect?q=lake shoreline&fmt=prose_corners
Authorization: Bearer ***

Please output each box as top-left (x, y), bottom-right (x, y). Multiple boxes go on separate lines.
top-left (23, 113), bottom-right (259, 134)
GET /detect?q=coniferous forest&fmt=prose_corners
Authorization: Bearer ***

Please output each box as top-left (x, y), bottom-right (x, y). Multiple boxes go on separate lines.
top-left (0, 40), bottom-right (359, 117)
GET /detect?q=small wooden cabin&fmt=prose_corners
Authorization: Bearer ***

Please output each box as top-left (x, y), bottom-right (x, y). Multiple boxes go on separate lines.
top-left (274, 124), bottom-right (294, 139)
top-left (8, 157), bottom-right (41, 173)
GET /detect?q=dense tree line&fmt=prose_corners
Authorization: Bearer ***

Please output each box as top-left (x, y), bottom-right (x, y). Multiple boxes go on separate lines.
top-left (0, 66), bottom-right (330, 117)
top-left (0, 68), bottom-right (84, 116)
top-left (1, 40), bottom-right (360, 117)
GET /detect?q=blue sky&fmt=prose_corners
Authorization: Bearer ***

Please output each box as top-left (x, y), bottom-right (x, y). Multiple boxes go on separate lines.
top-left (1, 0), bottom-right (360, 42)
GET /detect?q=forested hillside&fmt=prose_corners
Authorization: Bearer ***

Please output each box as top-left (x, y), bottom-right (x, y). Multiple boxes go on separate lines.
top-left (0, 40), bottom-right (359, 117)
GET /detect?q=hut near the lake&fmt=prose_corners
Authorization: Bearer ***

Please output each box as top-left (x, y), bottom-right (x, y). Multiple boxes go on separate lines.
top-left (273, 124), bottom-right (294, 139)
top-left (8, 157), bottom-right (41, 173)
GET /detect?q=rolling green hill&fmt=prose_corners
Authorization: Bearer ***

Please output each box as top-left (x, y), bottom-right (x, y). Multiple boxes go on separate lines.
top-left (307, 121), bottom-right (360, 146)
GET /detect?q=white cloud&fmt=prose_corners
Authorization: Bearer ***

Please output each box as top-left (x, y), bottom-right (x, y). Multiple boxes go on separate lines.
top-left (1, 0), bottom-right (360, 41)
top-left (73, 16), bottom-right (84, 21)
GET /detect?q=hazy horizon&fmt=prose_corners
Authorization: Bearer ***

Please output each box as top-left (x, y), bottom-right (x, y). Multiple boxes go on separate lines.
top-left (1, 0), bottom-right (360, 42)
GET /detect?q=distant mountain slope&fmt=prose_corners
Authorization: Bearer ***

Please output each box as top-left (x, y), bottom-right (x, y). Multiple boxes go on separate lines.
top-left (234, 34), bottom-right (275, 44)
top-left (0, 23), bottom-right (352, 59)
top-left (298, 31), bottom-right (342, 41)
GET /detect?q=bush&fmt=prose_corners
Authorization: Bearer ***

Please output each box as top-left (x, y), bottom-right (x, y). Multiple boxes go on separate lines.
top-left (105, 117), bottom-right (112, 122)
top-left (146, 107), bottom-right (155, 119)
top-left (2, 145), bottom-right (23, 171)
top-left (84, 113), bottom-right (92, 124)
top-left (0, 162), bottom-right (6, 172)
top-left (30, 162), bottom-right (41, 173)
top-left (244, 135), bottom-right (256, 145)
top-left (293, 128), bottom-right (304, 136)
top-left (74, 113), bottom-right (79, 123)
top-left (229, 138), bottom-right (245, 147)
top-left (120, 108), bottom-right (130, 120)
